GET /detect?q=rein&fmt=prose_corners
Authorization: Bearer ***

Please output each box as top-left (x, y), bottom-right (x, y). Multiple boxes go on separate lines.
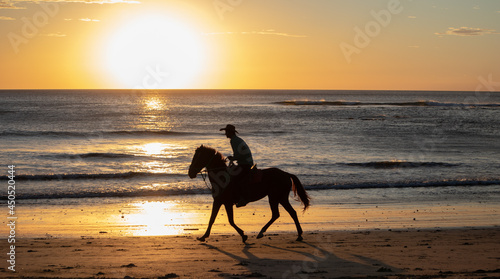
top-left (200, 170), bottom-right (211, 191)
top-left (198, 151), bottom-right (226, 191)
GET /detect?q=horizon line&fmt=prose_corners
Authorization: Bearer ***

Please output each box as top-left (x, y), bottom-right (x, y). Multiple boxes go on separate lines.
top-left (1, 89), bottom-right (499, 93)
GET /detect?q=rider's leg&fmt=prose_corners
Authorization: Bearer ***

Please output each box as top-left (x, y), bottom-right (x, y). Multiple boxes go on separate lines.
top-left (235, 165), bottom-right (251, 207)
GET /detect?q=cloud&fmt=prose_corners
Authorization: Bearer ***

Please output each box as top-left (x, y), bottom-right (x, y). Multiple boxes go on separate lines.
top-left (70, 0), bottom-right (140, 3)
top-left (206, 30), bottom-right (306, 38)
top-left (79, 18), bottom-right (100, 22)
top-left (435, 27), bottom-right (498, 36)
top-left (0, 15), bottom-right (15, 20)
top-left (0, 1), bottom-right (26, 9)
top-left (40, 32), bottom-right (67, 37)
top-left (2, 0), bottom-right (139, 7)
top-left (64, 18), bottom-right (100, 22)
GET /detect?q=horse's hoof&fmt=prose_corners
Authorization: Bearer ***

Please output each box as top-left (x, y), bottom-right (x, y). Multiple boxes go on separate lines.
top-left (197, 237), bottom-right (206, 242)
top-left (256, 233), bottom-right (264, 239)
top-left (242, 235), bottom-right (248, 243)
top-left (296, 236), bottom-right (303, 242)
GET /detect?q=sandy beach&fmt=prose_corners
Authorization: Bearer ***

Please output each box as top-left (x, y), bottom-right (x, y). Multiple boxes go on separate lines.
top-left (2, 228), bottom-right (499, 278)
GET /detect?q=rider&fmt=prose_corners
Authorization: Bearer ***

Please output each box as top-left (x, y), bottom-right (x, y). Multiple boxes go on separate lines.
top-left (220, 124), bottom-right (254, 207)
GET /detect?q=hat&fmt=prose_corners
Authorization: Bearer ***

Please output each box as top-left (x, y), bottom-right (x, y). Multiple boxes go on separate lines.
top-left (220, 124), bottom-right (238, 133)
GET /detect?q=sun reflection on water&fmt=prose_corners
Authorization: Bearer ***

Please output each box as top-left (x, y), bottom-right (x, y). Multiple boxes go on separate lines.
top-left (134, 95), bottom-right (177, 131)
top-left (137, 161), bottom-right (182, 174)
top-left (129, 142), bottom-right (188, 175)
top-left (143, 142), bottom-right (165, 156)
top-left (144, 97), bottom-right (165, 111)
top-left (137, 142), bottom-right (184, 158)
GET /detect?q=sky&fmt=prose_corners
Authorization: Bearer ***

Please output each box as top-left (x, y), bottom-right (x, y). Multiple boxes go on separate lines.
top-left (0, 0), bottom-right (499, 90)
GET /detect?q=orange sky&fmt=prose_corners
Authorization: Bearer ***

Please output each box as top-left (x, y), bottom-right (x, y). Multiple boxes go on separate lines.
top-left (1, 0), bottom-right (499, 90)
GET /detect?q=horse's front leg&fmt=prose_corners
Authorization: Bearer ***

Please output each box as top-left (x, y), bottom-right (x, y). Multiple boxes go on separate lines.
top-left (198, 200), bottom-right (222, 242)
top-left (224, 203), bottom-right (248, 243)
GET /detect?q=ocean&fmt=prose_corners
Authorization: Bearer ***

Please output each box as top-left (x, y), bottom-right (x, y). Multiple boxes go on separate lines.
top-left (1, 89), bottom-right (500, 206)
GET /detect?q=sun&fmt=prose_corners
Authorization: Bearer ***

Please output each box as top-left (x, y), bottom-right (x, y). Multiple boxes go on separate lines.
top-left (102, 13), bottom-right (205, 89)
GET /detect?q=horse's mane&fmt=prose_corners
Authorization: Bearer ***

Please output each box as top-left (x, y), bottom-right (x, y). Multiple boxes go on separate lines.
top-left (197, 145), bottom-right (217, 154)
top-left (197, 145), bottom-right (225, 161)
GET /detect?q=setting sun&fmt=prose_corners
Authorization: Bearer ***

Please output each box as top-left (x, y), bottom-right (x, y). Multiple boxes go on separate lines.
top-left (101, 13), bottom-right (205, 89)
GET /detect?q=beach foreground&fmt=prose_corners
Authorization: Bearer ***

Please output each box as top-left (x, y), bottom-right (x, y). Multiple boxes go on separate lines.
top-left (3, 228), bottom-right (500, 278)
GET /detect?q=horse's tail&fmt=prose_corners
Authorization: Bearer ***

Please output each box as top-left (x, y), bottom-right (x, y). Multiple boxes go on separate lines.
top-left (290, 174), bottom-right (310, 212)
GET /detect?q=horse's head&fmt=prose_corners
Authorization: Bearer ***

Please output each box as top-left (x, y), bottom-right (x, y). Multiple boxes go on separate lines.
top-left (188, 145), bottom-right (221, 179)
top-left (188, 145), bottom-right (204, 178)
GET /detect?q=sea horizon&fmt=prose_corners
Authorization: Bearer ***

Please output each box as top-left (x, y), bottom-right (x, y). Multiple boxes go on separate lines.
top-left (2, 88), bottom-right (499, 93)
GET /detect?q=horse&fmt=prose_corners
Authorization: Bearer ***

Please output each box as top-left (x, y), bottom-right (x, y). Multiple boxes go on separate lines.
top-left (188, 145), bottom-right (310, 242)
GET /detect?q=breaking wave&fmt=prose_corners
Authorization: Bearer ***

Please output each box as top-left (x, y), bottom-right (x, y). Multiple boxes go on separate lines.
top-left (1, 171), bottom-right (185, 181)
top-left (41, 152), bottom-right (138, 160)
top-left (0, 130), bottom-right (197, 138)
top-left (339, 161), bottom-right (460, 169)
top-left (2, 188), bottom-right (209, 200)
top-left (311, 178), bottom-right (500, 190)
top-left (276, 100), bottom-right (500, 107)
top-left (1, 176), bottom-right (498, 200)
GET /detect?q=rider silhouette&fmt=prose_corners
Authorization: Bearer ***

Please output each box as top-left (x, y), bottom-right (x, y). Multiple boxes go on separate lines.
top-left (220, 124), bottom-right (253, 207)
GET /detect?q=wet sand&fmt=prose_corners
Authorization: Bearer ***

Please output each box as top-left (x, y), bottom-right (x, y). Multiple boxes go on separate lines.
top-left (3, 228), bottom-right (500, 278)
top-left (7, 189), bottom-right (500, 238)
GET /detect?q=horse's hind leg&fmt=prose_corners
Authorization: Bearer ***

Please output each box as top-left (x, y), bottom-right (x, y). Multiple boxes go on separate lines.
top-left (224, 203), bottom-right (248, 243)
top-left (257, 198), bottom-right (280, 239)
top-left (281, 199), bottom-right (303, 241)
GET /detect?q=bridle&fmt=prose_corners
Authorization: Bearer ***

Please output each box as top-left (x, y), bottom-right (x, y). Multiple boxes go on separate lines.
top-left (196, 150), bottom-right (226, 191)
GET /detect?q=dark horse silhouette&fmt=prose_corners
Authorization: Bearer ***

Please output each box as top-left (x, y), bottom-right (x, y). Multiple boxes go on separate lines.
top-left (188, 145), bottom-right (310, 243)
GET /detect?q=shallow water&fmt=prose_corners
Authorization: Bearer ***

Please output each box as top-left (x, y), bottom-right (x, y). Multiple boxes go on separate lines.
top-left (1, 90), bottom-right (500, 202)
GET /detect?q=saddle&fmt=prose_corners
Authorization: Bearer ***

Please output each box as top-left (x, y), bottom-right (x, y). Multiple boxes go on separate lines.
top-left (231, 165), bottom-right (262, 207)
top-left (249, 164), bottom-right (263, 184)
top-left (227, 164), bottom-right (263, 188)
